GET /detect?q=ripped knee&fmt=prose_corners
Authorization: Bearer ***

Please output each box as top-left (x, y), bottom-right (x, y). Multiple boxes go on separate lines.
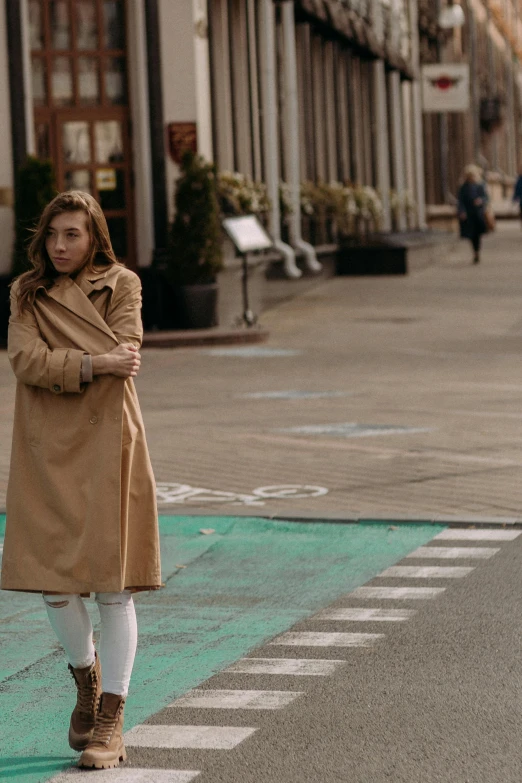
top-left (44, 598), bottom-right (70, 608)
top-left (95, 591), bottom-right (131, 607)
top-left (95, 596), bottom-right (122, 606)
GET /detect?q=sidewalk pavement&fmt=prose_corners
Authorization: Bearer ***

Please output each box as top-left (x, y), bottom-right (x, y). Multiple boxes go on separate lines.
top-left (1, 222), bottom-right (522, 521)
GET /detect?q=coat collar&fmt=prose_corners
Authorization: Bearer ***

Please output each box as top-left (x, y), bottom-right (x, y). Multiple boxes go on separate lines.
top-left (44, 265), bottom-right (119, 344)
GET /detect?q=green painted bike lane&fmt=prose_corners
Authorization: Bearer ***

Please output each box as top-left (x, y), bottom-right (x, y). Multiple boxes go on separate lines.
top-left (0, 514), bottom-right (445, 782)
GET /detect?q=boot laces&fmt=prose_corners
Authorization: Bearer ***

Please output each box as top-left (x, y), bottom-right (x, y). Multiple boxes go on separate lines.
top-left (70, 665), bottom-right (98, 716)
top-left (91, 705), bottom-right (122, 747)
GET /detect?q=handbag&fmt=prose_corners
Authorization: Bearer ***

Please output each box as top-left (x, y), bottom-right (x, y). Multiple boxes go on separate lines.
top-left (484, 205), bottom-right (496, 232)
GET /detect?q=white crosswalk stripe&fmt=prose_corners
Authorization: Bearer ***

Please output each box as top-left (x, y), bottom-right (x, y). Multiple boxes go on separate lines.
top-left (51, 770), bottom-right (200, 782)
top-left (350, 586), bottom-right (446, 599)
top-left (316, 607), bottom-right (415, 622)
top-left (406, 546), bottom-right (499, 559)
top-left (169, 689), bottom-right (303, 710)
top-left (434, 529), bottom-right (521, 541)
top-left (125, 725), bottom-right (256, 750)
top-left (270, 631), bottom-right (383, 647)
top-left (379, 565), bottom-right (474, 578)
top-left (224, 658), bottom-right (347, 675)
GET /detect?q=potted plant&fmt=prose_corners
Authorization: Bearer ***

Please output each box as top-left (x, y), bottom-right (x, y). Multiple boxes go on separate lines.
top-left (13, 156), bottom-right (57, 277)
top-left (167, 151), bottom-right (224, 329)
top-left (0, 156), bottom-right (56, 345)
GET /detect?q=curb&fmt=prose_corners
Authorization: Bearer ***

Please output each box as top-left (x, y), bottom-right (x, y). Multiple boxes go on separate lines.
top-left (142, 326), bottom-right (270, 349)
top-left (152, 508), bottom-right (522, 527)
top-left (2, 507), bottom-right (520, 528)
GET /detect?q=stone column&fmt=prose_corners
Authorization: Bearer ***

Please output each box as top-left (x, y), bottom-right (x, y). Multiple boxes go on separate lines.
top-left (373, 59), bottom-right (392, 232)
top-left (388, 70), bottom-right (407, 231)
top-left (259, 0), bottom-right (300, 277)
top-left (408, 0), bottom-right (427, 228)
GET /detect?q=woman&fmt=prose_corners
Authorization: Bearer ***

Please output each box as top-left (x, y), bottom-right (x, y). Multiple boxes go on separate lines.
top-left (1, 191), bottom-right (161, 770)
top-left (458, 164), bottom-right (489, 264)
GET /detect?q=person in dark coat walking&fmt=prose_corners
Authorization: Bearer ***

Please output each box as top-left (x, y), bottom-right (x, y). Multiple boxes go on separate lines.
top-left (458, 164), bottom-right (488, 264)
top-left (512, 168), bottom-right (522, 226)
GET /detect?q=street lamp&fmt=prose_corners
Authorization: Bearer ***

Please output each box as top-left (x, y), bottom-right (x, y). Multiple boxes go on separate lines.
top-left (438, 1), bottom-right (465, 29)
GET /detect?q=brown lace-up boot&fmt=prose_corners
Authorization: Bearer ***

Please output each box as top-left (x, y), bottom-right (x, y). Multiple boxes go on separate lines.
top-left (78, 692), bottom-right (127, 769)
top-left (68, 652), bottom-right (101, 751)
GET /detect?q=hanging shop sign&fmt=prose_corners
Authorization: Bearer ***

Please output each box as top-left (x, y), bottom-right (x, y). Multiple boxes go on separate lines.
top-left (421, 64), bottom-right (470, 112)
top-left (168, 122), bottom-right (197, 164)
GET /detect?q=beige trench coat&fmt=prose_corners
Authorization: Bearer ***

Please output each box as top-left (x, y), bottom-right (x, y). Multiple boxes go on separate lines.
top-left (1, 264), bottom-right (162, 594)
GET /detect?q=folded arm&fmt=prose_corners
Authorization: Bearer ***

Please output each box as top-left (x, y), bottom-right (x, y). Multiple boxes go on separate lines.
top-left (91, 272), bottom-right (143, 378)
top-left (8, 289), bottom-right (85, 394)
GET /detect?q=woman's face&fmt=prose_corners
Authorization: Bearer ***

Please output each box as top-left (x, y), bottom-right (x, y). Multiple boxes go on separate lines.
top-left (45, 210), bottom-right (91, 275)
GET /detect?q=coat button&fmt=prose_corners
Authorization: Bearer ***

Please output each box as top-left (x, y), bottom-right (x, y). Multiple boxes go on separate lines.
top-left (89, 416), bottom-right (98, 424)
top-left (53, 384), bottom-right (61, 392)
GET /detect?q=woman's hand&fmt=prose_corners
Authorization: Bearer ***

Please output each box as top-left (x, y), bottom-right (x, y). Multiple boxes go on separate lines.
top-left (473, 197), bottom-right (483, 206)
top-left (92, 343), bottom-right (141, 378)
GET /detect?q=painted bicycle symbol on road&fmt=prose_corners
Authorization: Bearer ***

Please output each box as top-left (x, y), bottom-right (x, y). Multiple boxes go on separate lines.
top-left (156, 482), bottom-right (329, 507)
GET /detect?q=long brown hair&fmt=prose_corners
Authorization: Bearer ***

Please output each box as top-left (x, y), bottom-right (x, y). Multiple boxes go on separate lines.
top-left (15, 190), bottom-right (122, 313)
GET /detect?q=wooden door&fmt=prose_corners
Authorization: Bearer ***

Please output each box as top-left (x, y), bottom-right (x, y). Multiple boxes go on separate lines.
top-left (29, 0), bottom-right (136, 266)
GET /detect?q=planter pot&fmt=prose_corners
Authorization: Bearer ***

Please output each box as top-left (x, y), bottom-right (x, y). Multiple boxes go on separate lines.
top-left (179, 282), bottom-right (218, 329)
top-left (139, 266), bottom-right (185, 330)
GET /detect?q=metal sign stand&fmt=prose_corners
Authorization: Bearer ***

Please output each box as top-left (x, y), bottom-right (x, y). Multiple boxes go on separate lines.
top-left (222, 215), bottom-right (274, 328)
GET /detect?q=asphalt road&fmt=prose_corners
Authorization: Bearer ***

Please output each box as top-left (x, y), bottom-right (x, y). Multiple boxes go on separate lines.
top-left (47, 526), bottom-right (522, 783)
top-left (127, 528), bottom-right (522, 783)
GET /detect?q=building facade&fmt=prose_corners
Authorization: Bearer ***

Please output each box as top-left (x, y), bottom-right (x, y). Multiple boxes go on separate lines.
top-left (0, 1), bottom-right (443, 282)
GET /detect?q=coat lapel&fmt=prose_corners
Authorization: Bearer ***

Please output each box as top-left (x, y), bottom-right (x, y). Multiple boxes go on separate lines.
top-left (45, 267), bottom-right (119, 344)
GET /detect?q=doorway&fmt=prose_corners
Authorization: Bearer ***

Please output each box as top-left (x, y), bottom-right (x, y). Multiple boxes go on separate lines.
top-left (29, 0), bottom-right (135, 266)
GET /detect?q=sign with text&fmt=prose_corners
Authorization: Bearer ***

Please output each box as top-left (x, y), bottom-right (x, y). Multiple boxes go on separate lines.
top-left (422, 64), bottom-right (470, 112)
top-left (168, 122), bottom-right (197, 164)
top-left (222, 215), bottom-right (273, 253)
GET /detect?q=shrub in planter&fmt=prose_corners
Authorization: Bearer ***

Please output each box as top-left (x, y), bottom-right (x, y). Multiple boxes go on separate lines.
top-left (166, 151), bottom-right (224, 328)
top-left (12, 156), bottom-right (57, 278)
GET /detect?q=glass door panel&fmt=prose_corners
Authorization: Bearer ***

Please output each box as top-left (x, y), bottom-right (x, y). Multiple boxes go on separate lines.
top-left (64, 169), bottom-right (92, 193)
top-left (103, 1), bottom-right (125, 49)
top-left (50, 1), bottom-right (71, 50)
top-left (78, 57), bottom-right (100, 104)
top-left (51, 57), bottom-right (74, 105)
top-left (98, 169), bottom-right (126, 209)
top-left (104, 57), bottom-right (126, 104)
top-left (29, 0), bottom-right (44, 49)
top-left (94, 120), bottom-right (123, 162)
top-left (62, 121), bottom-right (91, 163)
top-left (32, 57), bottom-right (47, 106)
top-left (76, 0), bottom-right (99, 50)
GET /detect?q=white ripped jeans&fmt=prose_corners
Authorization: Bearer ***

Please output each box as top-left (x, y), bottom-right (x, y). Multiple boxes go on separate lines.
top-left (43, 591), bottom-right (137, 697)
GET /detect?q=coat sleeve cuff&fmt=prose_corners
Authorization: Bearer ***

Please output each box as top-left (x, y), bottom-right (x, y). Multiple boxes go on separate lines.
top-left (80, 354), bottom-right (93, 384)
top-left (49, 349), bottom-right (84, 394)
